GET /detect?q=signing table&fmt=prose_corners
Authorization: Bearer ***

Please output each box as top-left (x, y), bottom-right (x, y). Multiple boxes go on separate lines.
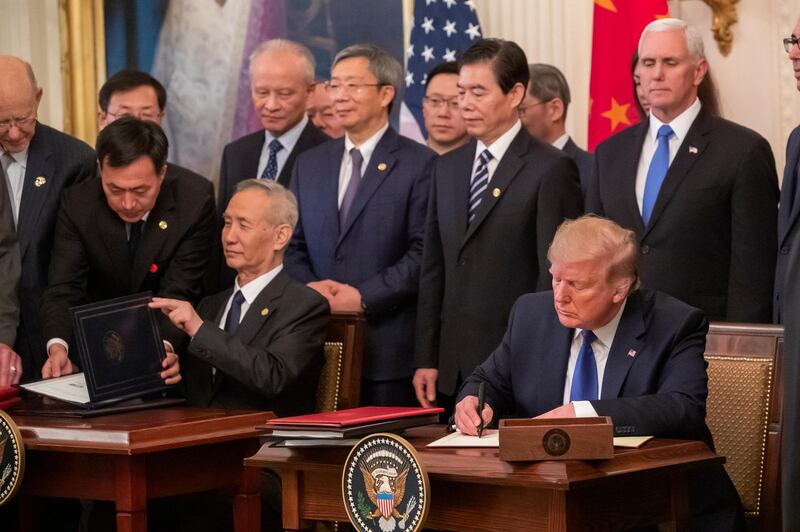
top-left (13, 406), bottom-right (271, 532)
top-left (246, 424), bottom-right (725, 531)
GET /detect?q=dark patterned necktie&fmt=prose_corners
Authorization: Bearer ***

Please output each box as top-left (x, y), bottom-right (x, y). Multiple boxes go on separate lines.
top-left (468, 149), bottom-right (493, 223)
top-left (261, 139), bottom-right (283, 180)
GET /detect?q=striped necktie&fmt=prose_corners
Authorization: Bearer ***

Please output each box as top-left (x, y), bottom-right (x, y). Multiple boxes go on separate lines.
top-left (468, 149), bottom-right (493, 223)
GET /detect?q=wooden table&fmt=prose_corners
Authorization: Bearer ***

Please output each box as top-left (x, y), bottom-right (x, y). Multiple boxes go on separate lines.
top-left (245, 425), bottom-right (725, 531)
top-left (13, 407), bottom-right (271, 532)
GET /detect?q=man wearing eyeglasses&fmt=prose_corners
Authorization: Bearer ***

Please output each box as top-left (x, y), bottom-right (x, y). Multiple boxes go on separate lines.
top-left (0, 55), bottom-right (95, 382)
top-left (422, 62), bottom-right (469, 155)
top-left (285, 43), bottom-right (436, 406)
top-left (521, 63), bottom-right (593, 196)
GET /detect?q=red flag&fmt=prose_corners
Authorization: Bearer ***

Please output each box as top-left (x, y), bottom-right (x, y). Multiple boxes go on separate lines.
top-left (588, 0), bottom-right (669, 151)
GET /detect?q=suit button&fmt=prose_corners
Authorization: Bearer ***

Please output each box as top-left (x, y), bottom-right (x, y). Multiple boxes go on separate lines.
top-left (641, 245), bottom-right (650, 255)
top-left (781, 246), bottom-right (790, 255)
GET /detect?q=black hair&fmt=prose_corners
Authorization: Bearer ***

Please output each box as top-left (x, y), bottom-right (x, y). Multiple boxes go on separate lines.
top-left (96, 116), bottom-right (168, 172)
top-left (458, 38), bottom-right (529, 94)
top-left (98, 69), bottom-right (167, 112)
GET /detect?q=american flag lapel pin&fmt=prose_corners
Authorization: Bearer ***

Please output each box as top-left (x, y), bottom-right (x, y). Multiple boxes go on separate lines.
top-left (627, 349), bottom-right (637, 358)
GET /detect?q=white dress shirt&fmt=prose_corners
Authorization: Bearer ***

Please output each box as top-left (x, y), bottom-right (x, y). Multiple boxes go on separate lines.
top-left (552, 133), bottom-right (570, 151)
top-left (0, 148), bottom-right (28, 224)
top-left (634, 98), bottom-right (702, 212)
top-left (563, 300), bottom-right (627, 417)
top-left (337, 122), bottom-right (390, 207)
top-left (472, 120), bottom-right (521, 184)
top-left (256, 114), bottom-right (309, 179)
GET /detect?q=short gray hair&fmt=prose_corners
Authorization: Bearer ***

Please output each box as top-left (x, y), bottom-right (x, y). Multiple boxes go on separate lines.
top-left (638, 18), bottom-right (705, 61)
top-left (249, 39), bottom-right (315, 85)
top-left (332, 44), bottom-right (402, 111)
top-left (528, 63), bottom-right (571, 116)
top-left (233, 178), bottom-right (299, 229)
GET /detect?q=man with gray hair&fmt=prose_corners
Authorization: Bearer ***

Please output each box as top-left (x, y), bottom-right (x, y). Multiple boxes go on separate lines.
top-left (151, 178), bottom-right (328, 415)
top-left (587, 18), bottom-right (778, 323)
top-left (285, 43), bottom-right (436, 406)
top-left (520, 63), bottom-right (593, 195)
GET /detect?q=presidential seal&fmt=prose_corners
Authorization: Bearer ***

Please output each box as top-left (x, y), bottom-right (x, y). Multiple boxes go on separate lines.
top-left (343, 433), bottom-right (429, 532)
top-left (543, 428), bottom-right (570, 457)
top-left (0, 410), bottom-right (24, 506)
top-left (102, 330), bottom-right (126, 364)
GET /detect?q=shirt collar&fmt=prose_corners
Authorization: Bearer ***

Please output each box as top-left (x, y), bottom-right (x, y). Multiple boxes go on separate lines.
top-left (344, 121), bottom-right (389, 164)
top-left (233, 264), bottom-right (284, 304)
top-left (475, 120), bottom-right (521, 163)
top-left (648, 97), bottom-right (702, 144)
top-left (1, 148), bottom-right (28, 169)
top-left (552, 133), bottom-right (570, 150)
top-left (574, 299), bottom-right (627, 349)
top-left (264, 114), bottom-right (309, 153)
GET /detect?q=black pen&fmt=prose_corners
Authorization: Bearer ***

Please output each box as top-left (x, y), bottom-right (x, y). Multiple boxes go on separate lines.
top-left (477, 382), bottom-right (485, 438)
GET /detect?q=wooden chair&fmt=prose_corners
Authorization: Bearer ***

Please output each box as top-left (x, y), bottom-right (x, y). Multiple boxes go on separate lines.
top-left (704, 322), bottom-right (784, 531)
top-left (315, 312), bottom-right (366, 412)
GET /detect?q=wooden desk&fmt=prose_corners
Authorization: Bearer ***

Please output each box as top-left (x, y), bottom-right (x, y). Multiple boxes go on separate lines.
top-left (246, 425), bottom-right (725, 531)
top-left (13, 407), bottom-right (271, 532)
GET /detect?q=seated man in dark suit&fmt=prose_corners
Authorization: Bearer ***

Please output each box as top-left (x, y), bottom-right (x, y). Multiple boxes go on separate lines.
top-left (151, 179), bottom-right (329, 415)
top-left (455, 215), bottom-right (744, 531)
top-left (40, 117), bottom-right (214, 379)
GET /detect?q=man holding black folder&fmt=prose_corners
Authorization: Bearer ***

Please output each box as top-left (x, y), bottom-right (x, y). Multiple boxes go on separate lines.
top-left (39, 117), bottom-right (213, 380)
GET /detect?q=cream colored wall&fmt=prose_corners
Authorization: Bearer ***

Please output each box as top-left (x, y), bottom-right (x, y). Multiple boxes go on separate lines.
top-left (0, 0), bottom-right (64, 130)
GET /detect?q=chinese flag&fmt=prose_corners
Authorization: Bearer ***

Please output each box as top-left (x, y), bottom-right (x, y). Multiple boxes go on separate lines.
top-left (588, 0), bottom-right (669, 151)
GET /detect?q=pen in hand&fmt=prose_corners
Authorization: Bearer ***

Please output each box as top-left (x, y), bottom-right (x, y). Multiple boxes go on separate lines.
top-left (477, 381), bottom-right (485, 438)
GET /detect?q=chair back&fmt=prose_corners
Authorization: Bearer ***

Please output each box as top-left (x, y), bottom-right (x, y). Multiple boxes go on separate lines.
top-left (316, 312), bottom-right (366, 412)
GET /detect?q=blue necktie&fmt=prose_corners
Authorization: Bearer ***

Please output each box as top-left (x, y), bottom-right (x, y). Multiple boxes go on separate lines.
top-left (641, 124), bottom-right (674, 226)
top-left (261, 139), bottom-right (283, 180)
top-left (223, 290), bottom-right (246, 334)
top-left (570, 330), bottom-right (598, 402)
top-left (339, 148), bottom-right (363, 228)
top-left (468, 149), bottom-right (493, 224)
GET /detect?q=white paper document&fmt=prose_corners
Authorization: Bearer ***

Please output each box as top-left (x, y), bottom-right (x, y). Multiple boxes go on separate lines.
top-left (428, 429), bottom-right (654, 449)
top-left (21, 372), bottom-right (90, 404)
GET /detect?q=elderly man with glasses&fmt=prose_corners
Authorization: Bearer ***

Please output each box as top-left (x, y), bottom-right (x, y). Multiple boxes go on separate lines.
top-left (0, 55), bottom-right (96, 382)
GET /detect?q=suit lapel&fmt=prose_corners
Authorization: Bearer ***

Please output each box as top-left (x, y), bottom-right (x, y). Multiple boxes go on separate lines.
top-left (130, 177), bottom-right (176, 290)
top-left (461, 130), bottom-right (527, 248)
top-left (780, 131), bottom-right (800, 245)
top-left (96, 189), bottom-right (131, 289)
top-left (17, 124), bottom-right (57, 259)
top-left (601, 293), bottom-right (645, 400)
top-left (539, 324), bottom-right (574, 411)
top-left (244, 132), bottom-right (264, 182)
top-left (449, 141), bottom-right (476, 246)
top-left (337, 128), bottom-right (397, 244)
top-left (642, 110), bottom-right (711, 239)
top-left (622, 123), bottom-right (648, 235)
top-left (278, 121), bottom-right (321, 186)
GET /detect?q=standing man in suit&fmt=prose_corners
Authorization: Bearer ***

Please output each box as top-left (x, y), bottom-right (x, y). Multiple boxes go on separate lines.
top-left (151, 179), bottom-right (328, 415)
top-left (413, 39), bottom-right (583, 414)
top-left (0, 165), bottom-right (21, 386)
top-left (218, 39), bottom-right (329, 204)
top-left (0, 55), bottom-right (96, 380)
top-left (422, 62), bottom-right (469, 155)
top-left (520, 63), bottom-right (594, 196)
top-left (40, 117), bottom-right (214, 378)
top-left (587, 18), bottom-right (778, 323)
top-left (285, 43), bottom-right (436, 406)
top-left (455, 215), bottom-right (744, 531)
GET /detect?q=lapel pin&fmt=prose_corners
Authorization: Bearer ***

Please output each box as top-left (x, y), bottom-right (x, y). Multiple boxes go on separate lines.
top-left (158, 220), bottom-right (168, 230)
top-left (260, 308), bottom-right (269, 317)
top-left (492, 187), bottom-right (501, 198)
top-left (149, 263), bottom-right (159, 273)
top-left (377, 162), bottom-right (387, 171)
top-left (627, 349), bottom-right (637, 358)
top-left (688, 146), bottom-right (698, 154)
top-left (34, 176), bottom-right (46, 187)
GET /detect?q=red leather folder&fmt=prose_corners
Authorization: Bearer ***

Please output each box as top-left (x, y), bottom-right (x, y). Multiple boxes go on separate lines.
top-left (266, 406), bottom-right (444, 427)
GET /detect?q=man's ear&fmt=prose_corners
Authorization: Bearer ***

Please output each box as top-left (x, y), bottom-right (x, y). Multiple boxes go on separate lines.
top-left (274, 223), bottom-right (293, 250)
top-left (548, 98), bottom-right (565, 124)
top-left (509, 82), bottom-right (526, 108)
top-left (611, 277), bottom-right (632, 303)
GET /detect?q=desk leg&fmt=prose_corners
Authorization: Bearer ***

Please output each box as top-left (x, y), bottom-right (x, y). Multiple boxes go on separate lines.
top-left (234, 466), bottom-right (262, 532)
top-left (114, 455), bottom-right (147, 532)
top-left (282, 470), bottom-right (311, 530)
top-left (666, 471), bottom-right (689, 532)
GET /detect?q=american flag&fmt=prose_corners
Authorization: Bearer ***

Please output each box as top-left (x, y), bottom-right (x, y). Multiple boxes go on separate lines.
top-left (401, 0), bottom-right (482, 139)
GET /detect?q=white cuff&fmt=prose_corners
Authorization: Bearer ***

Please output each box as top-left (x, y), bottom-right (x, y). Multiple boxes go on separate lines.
top-left (572, 400), bottom-right (598, 418)
top-left (46, 338), bottom-right (69, 356)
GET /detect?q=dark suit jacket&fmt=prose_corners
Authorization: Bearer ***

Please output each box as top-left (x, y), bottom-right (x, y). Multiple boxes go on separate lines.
top-left (415, 130), bottom-right (583, 395)
top-left (775, 125), bottom-right (800, 323)
top-left (15, 123), bottom-right (95, 379)
top-left (285, 127), bottom-right (436, 381)
top-left (586, 108), bottom-right (779, 323)
top-left (0, 165), bottom-right (19, 346)
top-left (39, 166), bottom-right (215, 359)
top-left (217, 120), bottom-right (329, 211)
top-left (562, 136), bottom-right (593, 197)
top-left (459, 289), bottom-right (711, 442)
top-left (184, 270), bottom-right (328, 414)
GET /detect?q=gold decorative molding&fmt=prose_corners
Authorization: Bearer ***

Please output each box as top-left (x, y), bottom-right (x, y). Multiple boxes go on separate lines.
top-left (58, 0), bottom-right (106, 145)
top-left (701, 0), bottom-right (740, 57)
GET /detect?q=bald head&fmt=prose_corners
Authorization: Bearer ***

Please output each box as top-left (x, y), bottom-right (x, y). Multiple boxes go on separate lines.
top-left (0, 55), bottom-right (42, 153)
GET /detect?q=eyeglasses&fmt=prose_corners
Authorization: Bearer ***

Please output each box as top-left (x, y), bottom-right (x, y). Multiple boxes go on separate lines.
top-left (105, 110), bottom-right (164, 122)
top-left (784, 35), bottom-right (800, 53)
top-left (325, 82), bottom-right (383, 95)
top-left (517, 99), bottom-right (551, 117)
top-left (423, 96), bottom-right (459, 111)
top-left (0, 113), bottom-right (36, 134)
